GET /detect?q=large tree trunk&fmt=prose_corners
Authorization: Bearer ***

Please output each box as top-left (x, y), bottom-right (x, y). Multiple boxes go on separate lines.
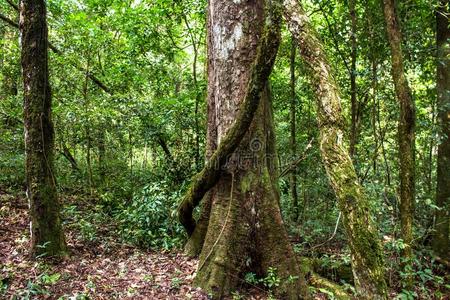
top-left (20, 0), bottom-right (66, 258)
top-left (283, 1), bottom-right (387, 299)
top-left (190, 0), bottom-right (308, 298)
top-left (382, 0), bottom-right (416, 282)
top-left (433, 0), bottom-right (449, 260)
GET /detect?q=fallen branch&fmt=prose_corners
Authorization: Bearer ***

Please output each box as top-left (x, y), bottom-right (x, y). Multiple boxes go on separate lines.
top-left (309, 272), bottom-right (352, 300)
top-left (299, 257), bottom-right (353, 300)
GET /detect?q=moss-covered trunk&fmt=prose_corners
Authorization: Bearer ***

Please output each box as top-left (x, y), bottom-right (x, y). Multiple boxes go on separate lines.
top-left (382, 0), bottom-right (416, 283)
top-left (188, 0), bottom-right (308, 298)
top-left (20, 0), bottom-right (66, 258)
top-left (433, 0), bottom-right (450, 260)
top-left (283, 1), bottom-right (387, 299)
top-left (195, 87), bottom-right (308, 299)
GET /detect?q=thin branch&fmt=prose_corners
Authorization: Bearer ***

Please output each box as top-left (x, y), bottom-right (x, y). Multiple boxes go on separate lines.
top-left (316, 2), bottom-right (351, 75)
top-left (5, 0), bottom-right (19, 12)
top-left (279, 138), bottom-right (314, 177)
top-left (0, 13), bottom-right (18, 28)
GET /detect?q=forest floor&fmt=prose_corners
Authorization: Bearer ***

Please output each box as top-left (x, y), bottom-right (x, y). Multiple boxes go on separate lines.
top-left (0, 190), bottom-right (213, 299)
top-left (1, 189), bottom-right (319, 300)
top-left (1, 189), bottom-right (448, 299)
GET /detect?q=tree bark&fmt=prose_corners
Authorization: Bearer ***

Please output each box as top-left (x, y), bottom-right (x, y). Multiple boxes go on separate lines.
top-left (283, 1), bottom-right (388, 298)
top-left (178, 0), bottom-right (282, 236)
top-left (181, 0), bottom-right (309, 298)
top-left (382, 0), bottom-right (416, 281)
top-left (20, 0), bottom-right (66, 258)
top-left (433, 0), bottom-right (449, 260)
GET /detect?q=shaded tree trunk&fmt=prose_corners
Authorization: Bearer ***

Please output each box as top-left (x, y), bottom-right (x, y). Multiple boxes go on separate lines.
top-left (290, 38), bottom-right (299, 221)
top-left (433, 0), bottom-right (449, 260)
top-left (20, 0), bottom-right (66, 258)
top-left (180, 0), bottom-right (308, 298)
top-left (382, 0), bottom-right (416, 281)
top-left (283, 1), bottom-right (388, 298)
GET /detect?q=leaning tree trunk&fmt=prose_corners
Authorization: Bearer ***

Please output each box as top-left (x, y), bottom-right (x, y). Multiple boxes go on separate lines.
top-left (179, 0), bottom-right (308, 298)
top-left (283, 1), bottom-right (388, 299)
top-left (433, 0), bottom-right (449, 260)
top-left (382, 0), bottom-right (416, 283)
top-left (20, 0), bottom-right (66, 257)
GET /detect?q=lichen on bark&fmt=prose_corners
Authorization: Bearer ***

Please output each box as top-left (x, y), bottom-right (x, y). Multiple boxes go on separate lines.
top-left (283, 0), bottom-right (388, 298)
top-left (382, 0), bottom-right (416, 286)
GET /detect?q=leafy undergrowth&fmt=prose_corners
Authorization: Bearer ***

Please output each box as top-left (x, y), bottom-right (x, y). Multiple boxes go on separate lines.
top-left (0, 190), bottom-right (305, 300)
top-left (3, 189), bottom-right (447, 299)
top-left (0, 190), bottom-right (209, 299)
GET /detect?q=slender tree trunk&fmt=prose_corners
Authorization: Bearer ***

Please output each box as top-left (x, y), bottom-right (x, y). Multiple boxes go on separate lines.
top-left (184, 80), bottom-right (217, 256)
top-left (98, 130), bottom-right (106, 182)
top-left (61, 143), bottom-right (79, 172)
top-left (183, 13), bottom-right (202, 171)
top-left (377, 100), bottom-right (391, 187)
top-left (129, 131), bottom-right (133, 177)
top-left (83, 67), bottom-right (93, 195)
top-left (382, 0), bottom-right (416, 281)
top-left (371, 60), bottom-right (379, 173)
top-left (290, 38), bottom-right (299, 221)
top-left (143, 141), bottom-right (148, 170)
top-left (20, 0), bottom-right (66, 258)
top-left (349, 0), bottom-right (358, 158)
top-left (368, 8), bottom-right (379, 174)
top-left (427, 100), bottom-right (436, 194)
top-left (433, 0), bottom-right (449, 260)
top-left (187, 0), bottom-right (308, 298)
top-left (284, 1), bottom-right (387, 298)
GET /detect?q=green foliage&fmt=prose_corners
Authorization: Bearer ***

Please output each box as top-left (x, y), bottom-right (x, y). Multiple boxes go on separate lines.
top-left (117, 181), bottom-right (185, 249)
top-left (244, 267), bottom-right (280, 291)
top-left (12, 271), bottom-right (60, 299)
top-left (0, 0), bottom-right (448, 296)
top-left (170, 277), bottom-right (182, 289)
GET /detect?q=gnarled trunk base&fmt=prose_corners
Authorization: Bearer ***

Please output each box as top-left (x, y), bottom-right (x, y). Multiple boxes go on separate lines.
top-left (194, 90), bottom-right (307, 299)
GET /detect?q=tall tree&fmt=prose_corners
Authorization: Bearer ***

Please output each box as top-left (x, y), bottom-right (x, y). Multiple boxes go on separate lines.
top-left (178, 0), bottom-right (308, 298)
top-left (382, 0), bottom-right (416, 280)
top-left (283, 0), bottom-right (388, 298)
top-left (290, 38), bottom-right (299, 220)
top-left (20, 0), bottom-right (66, 257)
top-left (433, 0), bottom-right (449, 260)
top-left (348, 0), bottom-right (358, 158)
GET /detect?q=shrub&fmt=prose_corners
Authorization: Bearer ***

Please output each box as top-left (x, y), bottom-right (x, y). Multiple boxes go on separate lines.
top-left (117, 181), bottom-right (185, 249)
